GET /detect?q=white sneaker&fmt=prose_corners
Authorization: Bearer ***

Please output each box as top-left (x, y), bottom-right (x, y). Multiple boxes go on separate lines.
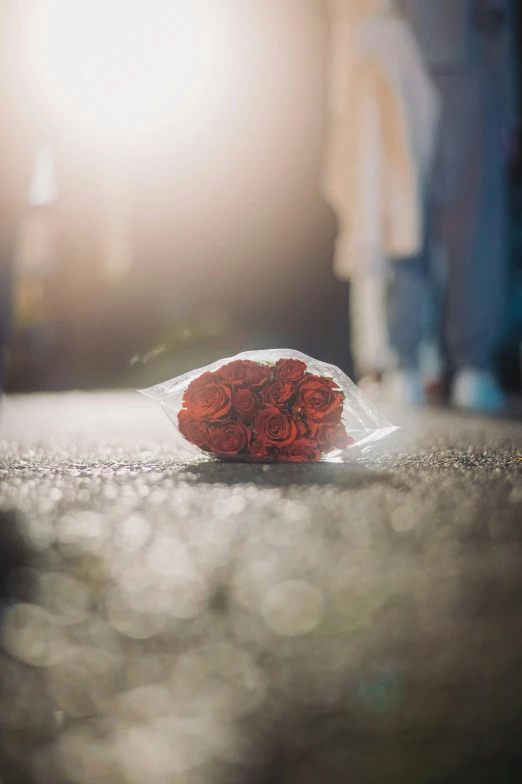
top-left (452, 369), bottom-right (505, 414)
top-left (382, 369), bottom-right (426, 408)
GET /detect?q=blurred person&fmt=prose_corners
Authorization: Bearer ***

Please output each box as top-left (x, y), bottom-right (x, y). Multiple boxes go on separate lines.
top-left (322, 0), bottom-right (440, 396)
top-left (387, 0), bottom-right (518, 411)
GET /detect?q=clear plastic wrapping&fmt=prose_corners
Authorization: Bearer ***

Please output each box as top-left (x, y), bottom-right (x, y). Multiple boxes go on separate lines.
top-left (139, 349), bottom-right (397, 463)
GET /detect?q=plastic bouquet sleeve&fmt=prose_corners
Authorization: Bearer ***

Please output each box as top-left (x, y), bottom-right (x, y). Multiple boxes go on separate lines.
top-left (139, 350), bottom-right (397, 463)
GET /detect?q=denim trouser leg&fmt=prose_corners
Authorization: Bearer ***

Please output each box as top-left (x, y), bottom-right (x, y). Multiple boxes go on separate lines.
top-left (387, 256), bottom-right (428, 371)
top-left (389, 65), bottom-right (508, 376)
top-left (432, 68), bottom-right (508, 372)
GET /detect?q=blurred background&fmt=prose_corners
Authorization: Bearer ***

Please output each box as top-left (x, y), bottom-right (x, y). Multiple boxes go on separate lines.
top-left (3, 6), bottom-right (522, 784)
top-left (1, 0), bottom-right (522, 401)
top-left (1, 0), bottom-right (350, 394)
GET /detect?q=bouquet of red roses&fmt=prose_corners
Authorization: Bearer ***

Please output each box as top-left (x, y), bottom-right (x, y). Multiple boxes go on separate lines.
top-left (140, 350), bottom-right (396, 463)
top-left (177, 357), bottom-right (352, 462)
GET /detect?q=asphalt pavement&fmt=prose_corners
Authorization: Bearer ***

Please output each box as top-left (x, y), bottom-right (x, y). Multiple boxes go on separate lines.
top-left (1, 391), bottom-right (522, 784)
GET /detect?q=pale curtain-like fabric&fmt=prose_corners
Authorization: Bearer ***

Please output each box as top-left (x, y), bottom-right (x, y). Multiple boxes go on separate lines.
top-left (322, 2), bottom-right (439, 280)
top-left (322, 1), bottom-right (439, 373)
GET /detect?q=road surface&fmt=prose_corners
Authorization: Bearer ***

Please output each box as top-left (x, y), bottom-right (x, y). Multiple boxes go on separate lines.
top-left (1, 391), bottom-right (522, 784)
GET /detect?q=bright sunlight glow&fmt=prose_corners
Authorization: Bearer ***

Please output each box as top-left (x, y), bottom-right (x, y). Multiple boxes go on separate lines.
top-left (24, 0), bottom-right (237, 149)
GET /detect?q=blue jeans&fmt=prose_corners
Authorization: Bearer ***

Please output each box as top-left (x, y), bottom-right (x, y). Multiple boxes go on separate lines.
top-left (388, 254), bottom-right (441, 371)
top-left (388, 66), bottom-right (508, 374)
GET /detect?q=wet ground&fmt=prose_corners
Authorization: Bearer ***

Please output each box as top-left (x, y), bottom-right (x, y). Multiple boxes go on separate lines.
top-left (1, 391), bottom-right (522, 784)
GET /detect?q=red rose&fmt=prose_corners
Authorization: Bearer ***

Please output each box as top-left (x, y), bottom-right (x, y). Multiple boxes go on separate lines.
top-left (277, 438), bottom-right (321, 463)
top-left (261, 380), bottom-right (294, 408)
top-left (296, 374), bottom-right (342, 422)
top-left (311, 420), bottom-right (353, 451)
top-left (274, 358), bottom-right (307, 382)
top-left (249, 441), bottom-right (273, 461)
top-left (254, 406), bottom-right (299, 447)
top-left (208, 421), bottom-right (251, 455)
top-left (232, 387), bottom-right (258, 422)
top-left (183, 372), bottom-right (232, 420)
top-left (217, 360), bottom-right (269, 388)
top-left (178, 409), bottom-right (210, 449)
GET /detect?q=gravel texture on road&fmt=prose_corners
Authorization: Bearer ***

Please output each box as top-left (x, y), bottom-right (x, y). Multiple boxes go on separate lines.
top-left (1, 392), bottom-right (522, 784)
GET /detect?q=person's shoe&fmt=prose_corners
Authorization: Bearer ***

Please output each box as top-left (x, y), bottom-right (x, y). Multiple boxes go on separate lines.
top-left (420, 341), bottom-right (445, 404)
top-left (452, 368), bottom-right (505, 414)
top-left (424, 378), bottom-right (445, 405)
top-left (381, 369), bottom-right (426, 408)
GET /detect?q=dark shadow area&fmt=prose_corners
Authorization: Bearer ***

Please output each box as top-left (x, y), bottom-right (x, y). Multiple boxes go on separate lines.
top-left (0, 510), bottom-right (36, 784)
top-left (0, 510), bottom-right (31, 597)
top-left (250, 726), bottom-right (522, 784)
top-left (429, 752), bottom-right (522, 784)
top-left (179, 460), bottom-right (397, 489)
